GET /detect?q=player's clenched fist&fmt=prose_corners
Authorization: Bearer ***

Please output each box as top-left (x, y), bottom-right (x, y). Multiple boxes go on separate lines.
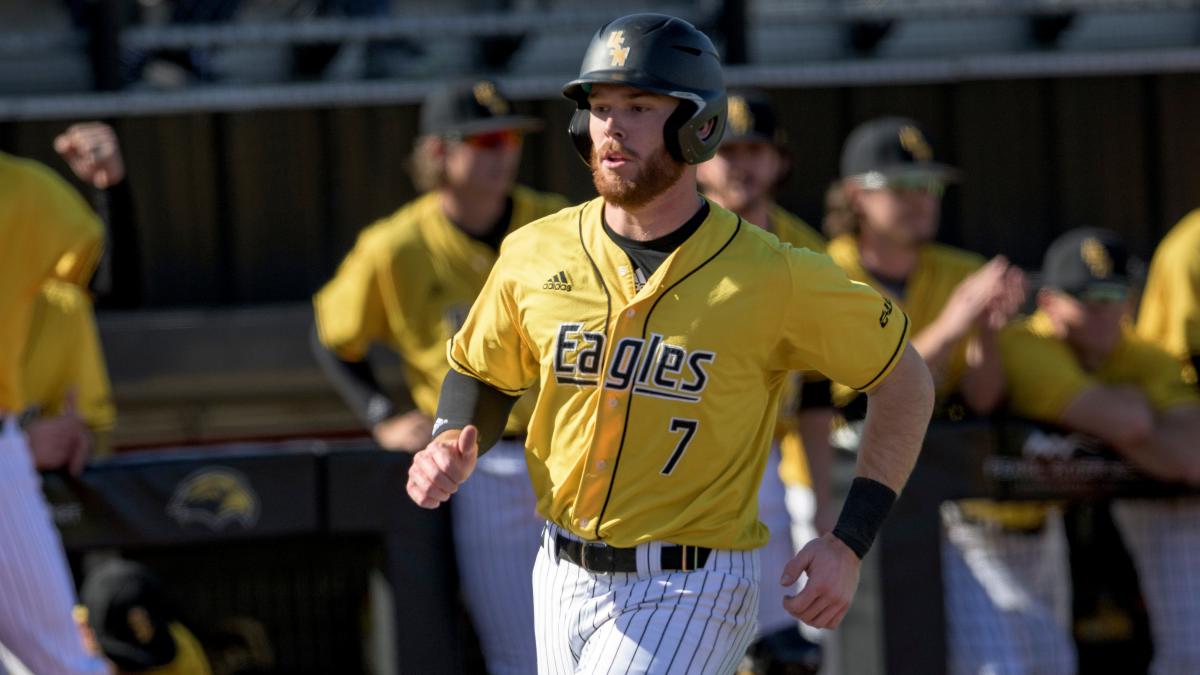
top-left (54, 121), bottom-right (125, 189)
top-left (780, 533), bottom-right (862, 629)
top-left (406, 424), bottom-right (479, 508)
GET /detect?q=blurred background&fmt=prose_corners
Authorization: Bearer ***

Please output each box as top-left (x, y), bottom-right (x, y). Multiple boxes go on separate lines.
top-left (5, 0), bottom-right (1200, 446)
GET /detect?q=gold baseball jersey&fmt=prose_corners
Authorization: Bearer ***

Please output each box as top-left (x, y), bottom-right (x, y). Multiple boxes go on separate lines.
top-left (1002, 311), bottom-right (1199, 420)
top-left (314, 186), bottom-right (568, 431)
top-left (448, 197), bottom-right (910, 549)
top-left (825, 234), bottom-right (983, 400)
top-left (768, 204), bottom-right (825, 254)
top-left (23, 281), bottom-right (115, 433)
top-left (778, 234), bottom-right (982, 488)
top-left (0, 151), bottom-right (103, 413)
top-left (765, 204), bottom-right (825, 489)
top-left (1137, 209), bottom-right (1200, 380)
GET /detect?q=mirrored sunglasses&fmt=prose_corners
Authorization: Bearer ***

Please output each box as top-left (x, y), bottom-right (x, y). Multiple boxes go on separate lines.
top-left (460, 129), bottom-right (522, 150)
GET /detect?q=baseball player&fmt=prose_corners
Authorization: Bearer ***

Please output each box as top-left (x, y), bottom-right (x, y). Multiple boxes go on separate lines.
top-left (1000, 228), bottom-right (1200, 675)
top-left (802, 118), bottom-right (1035, 674)
top-left (1138, 209), bottom-right (1200, 385)
top-left (697, 88), bottom-right (824, 670)
top-left (312, 80), bottom-right (566, 674)
top-left (1134, 214), bottom-right (1200, 675)
top-left (19, 122), bottom-right (124, 460)
top-left (76, 559), bottom-right (214, 675)
top-left (0, 149), bottom-right (108, 673)
top-left (406, 13), bottom-right (935, 675)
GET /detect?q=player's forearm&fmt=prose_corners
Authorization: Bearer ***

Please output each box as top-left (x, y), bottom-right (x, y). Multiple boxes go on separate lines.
top-left (434, 369), bottom-right (521, 455)
top-left (1136, 405), bottom-right (1200, 485)
top-left (959, 329), bottom-right (1006, 415)
top-left (1059, 384), bottom-right (1155, 452)
top-left (857, 345), bottom-right (935, 492)
top-left (309, 324), bottom-right (401, 428)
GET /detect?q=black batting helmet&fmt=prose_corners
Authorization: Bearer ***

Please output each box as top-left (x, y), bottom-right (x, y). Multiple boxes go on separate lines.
top-left (562, 13), bottom-right (726, 165)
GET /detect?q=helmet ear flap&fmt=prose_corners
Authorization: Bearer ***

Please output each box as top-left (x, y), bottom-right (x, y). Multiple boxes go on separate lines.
top-left (662, 100), bottom-right (698, 164)
top-left (569, 109), bottom-right (593, 165)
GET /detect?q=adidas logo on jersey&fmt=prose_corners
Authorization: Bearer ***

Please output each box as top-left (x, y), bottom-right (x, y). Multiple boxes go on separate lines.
top-left (543, 271), bottom-right (573, 292)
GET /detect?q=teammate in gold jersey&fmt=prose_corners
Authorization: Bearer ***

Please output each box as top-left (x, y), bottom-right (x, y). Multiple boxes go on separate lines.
top-left (799, 117), bottom-right (1029, 675)
top-left (1138, 209), bottom-right (1200, 384)
top-left (406, 14), bottom-right (935, 674)
top-left (1001, 229), bottom-right (1200, 675)
top-left (313, 81), bottom-right (566, 675)
top-left (21, 122), bottom-right (125, 461)
top-left (0, 148), bottom-right (108, 673)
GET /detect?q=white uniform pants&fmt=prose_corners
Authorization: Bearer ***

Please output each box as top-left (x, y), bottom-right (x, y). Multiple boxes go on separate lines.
top-left (451, 439), bottom-right (542, 675)
top-left (941, 505), bottom-right (1076, 675)
top-left (0, 418), bottom-right (107, 675)
top-left (533, 522), bottom-right (759, 675)
top-left (1112, 497), bottom-right (1200, 675)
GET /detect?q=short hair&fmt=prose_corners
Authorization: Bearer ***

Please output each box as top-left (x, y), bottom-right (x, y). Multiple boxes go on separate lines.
top-left (408, 136), bottom-right (446, 193)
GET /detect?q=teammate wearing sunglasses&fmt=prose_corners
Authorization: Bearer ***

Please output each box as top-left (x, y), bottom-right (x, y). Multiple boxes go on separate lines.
top-left (312, 80), bottom-right (566, 675)
top-left (796, 117), bottom-right (1032, 672)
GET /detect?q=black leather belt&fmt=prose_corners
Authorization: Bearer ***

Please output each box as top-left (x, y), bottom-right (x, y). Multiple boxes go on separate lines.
top-left (554, 533), bottom-right (711, 574)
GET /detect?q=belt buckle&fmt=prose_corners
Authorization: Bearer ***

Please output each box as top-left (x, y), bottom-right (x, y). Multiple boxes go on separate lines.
top-left (580, 541), bottom-right (611, 573)
top-left (580, 542), bottom-right (601, 572)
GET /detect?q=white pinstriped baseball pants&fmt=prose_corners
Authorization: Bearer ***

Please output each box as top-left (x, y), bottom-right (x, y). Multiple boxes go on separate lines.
top-left (940, 505), bottom-right (1076, 675)
top-left (452, 439), bottom-right (542, 675)
top-left (0, 418), bottom-right (107, 675)
top-left (533, 522), bottom-right (760, 675)
top-left (1112, 497), bottom-right (1200, 675)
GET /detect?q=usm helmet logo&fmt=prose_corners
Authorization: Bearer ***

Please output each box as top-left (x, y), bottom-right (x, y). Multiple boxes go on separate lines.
top-left (879, 297), bottom-right (894, 327)
top-left (167, 467), bottom-right (260, 530)
top-left (728, 96), bottom-right (753, 136)
top-left (899, 126), bottom-right (933, 162)
top-left (473, 81), bottom-right (509, 116)
top-left (1080, 237), bottom-right (1113, 278)
top-left (607, 31), bottom-right (630, 67)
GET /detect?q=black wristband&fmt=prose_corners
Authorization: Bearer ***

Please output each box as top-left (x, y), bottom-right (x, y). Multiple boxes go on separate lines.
top-left (831, 477), bottom-right (898, 559)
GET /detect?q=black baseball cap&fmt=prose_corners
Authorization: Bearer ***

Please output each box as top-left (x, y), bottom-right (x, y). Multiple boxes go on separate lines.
top-left (81, 559), bottom-right (177, 670)
top-left (419, 80), bottom-right (543, 137)
top-left (840, 117), bottom-right (959, 186)
top-left (721, 89), bottom-right (786, 146)
top-left (1041, 228), bottom-right (1131, 301)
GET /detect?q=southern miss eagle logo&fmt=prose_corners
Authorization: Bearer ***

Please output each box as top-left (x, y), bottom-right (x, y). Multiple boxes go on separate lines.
top-left (167, 468), bottom-right (260, 530)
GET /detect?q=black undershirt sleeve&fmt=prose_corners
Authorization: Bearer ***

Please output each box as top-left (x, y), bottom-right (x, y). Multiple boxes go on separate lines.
top-left (434, 369), bottom-right (521, 456)
top-left (90, 181), bottom-right (141, 303)
top-left (1192, 355), bottom-right (1199, 383)
top-left (798, 377), bottom-right (835, 412)
top-left (309, 324), bottom-right (406, 428)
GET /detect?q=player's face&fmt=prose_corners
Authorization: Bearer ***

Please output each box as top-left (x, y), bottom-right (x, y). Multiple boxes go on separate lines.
top-left (853, 176), bottom-right (943, 246)
top-left (443, 128), bottom-right (524, 199)
top-left (586, 84), bottom-right (685, 208)
top-left (697, 140), bottom-right (785, 215)
top-left (1042, 289), bottom-right (1130, 360)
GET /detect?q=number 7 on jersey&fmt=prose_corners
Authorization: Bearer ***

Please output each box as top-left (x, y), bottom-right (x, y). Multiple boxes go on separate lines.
top-left (660, 418), bottom-right (698, 475)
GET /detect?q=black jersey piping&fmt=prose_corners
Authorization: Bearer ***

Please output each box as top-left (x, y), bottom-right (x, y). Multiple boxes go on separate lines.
top-left (851, 311), bottom-right (910, 392)
top-left (592, 216), bottom-right (743, 539)
top-left (579, 205), bottom-right (613, 338)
